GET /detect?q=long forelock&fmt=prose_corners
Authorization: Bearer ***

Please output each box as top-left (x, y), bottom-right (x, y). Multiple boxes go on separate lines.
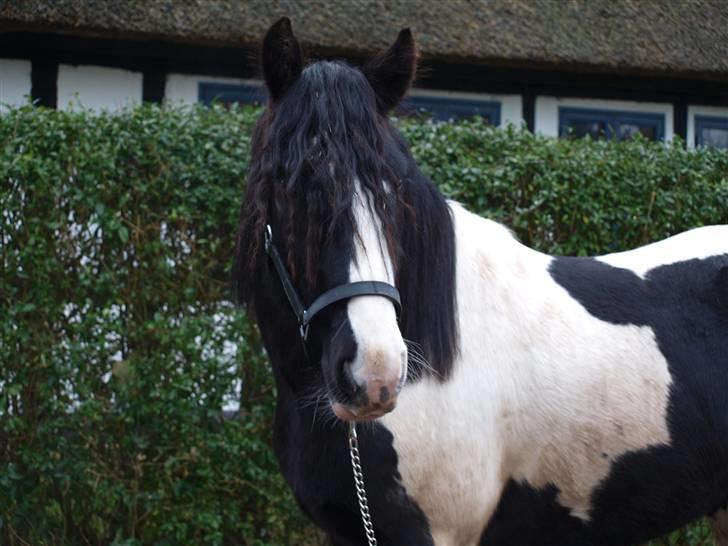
top-left (243, 61), bottom-right (404, 289)
top-left (235, 60), bottom-right (459, 380)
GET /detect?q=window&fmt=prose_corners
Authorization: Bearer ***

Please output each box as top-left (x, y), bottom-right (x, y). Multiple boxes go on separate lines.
top-left (399, 95), bottom-right (501, 124)
top-left (198, 82), bottom-right (266, 106)
top-left (694, 115), bottom-right (728, 149)
top-left (559, 107), bottom-right (665, 141)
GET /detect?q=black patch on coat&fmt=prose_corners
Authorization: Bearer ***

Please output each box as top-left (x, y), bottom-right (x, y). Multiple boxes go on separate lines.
top-left (480, 481), bottom-right (593, 546)
top-left (480, 254), bottom-right (728, 545)
top-left (506, 255), bottom-right (728, 544)
top-left (716, 266), bottom-right (728, 311)
top-left (273, 392), bottom-right (434, 546)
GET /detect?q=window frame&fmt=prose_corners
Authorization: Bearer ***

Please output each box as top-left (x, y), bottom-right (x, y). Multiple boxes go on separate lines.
top-left (558, 107), bottom-right (665, 141)
top-left (694, 115), bottom-right (728, 149)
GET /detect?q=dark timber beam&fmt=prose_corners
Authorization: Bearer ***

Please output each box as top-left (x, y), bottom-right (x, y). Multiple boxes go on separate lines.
top-left (142, 69), bottom-right (166, 103)
top-left (673, 101), bottom-right (688, 143)
top-left (522, 92), bottom-right (536, 132)
top-left (30, 59), bottom-right (58, 108)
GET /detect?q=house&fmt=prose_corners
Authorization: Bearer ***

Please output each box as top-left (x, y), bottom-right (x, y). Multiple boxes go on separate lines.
top-left (1, 0), bottom-right (727, 148)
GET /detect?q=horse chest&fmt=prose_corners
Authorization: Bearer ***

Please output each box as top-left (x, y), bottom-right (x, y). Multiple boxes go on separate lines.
top-left (380, 376), bottom-right (505, 546)
top-left (378, 251), bottom-right (678, 544)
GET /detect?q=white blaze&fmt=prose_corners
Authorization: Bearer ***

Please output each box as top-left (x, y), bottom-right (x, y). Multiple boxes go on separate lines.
top-left (346, 184), bottom-right (406, 390)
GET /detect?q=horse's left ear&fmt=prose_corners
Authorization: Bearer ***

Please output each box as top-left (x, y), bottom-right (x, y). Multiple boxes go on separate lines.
top-left (363, 28), bottom-right (418, 114)
top-left (262, 17), bottom-right (303, 102)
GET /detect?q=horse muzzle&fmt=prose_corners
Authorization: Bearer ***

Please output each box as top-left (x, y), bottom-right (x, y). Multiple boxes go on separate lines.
top-left (331, 397), bottom-right (396, 422)
top-left (332, 365), bottom-right (404, 421)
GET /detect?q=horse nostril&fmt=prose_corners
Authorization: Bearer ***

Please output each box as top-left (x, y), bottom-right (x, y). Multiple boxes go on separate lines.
top-left (362, 377), bottom-right (399, 411)
top-left (379, 385), bottom-right (391, 403)
top-left (337, 359), bottom-right (360, 398)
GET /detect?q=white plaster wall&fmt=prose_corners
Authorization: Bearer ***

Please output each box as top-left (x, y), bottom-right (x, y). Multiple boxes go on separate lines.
top-left (165, 74), bottom-right (263, 104)
top-left (409, 88), bottom-right (523, 127)
top-left (0, 58), bottom-right (32, 109)
top-left (687, 105), bottom-right (728, 148)
top-left (535, 96), bottom-right (674, 141)
top-left (57, 64), bottom-right (142, 111)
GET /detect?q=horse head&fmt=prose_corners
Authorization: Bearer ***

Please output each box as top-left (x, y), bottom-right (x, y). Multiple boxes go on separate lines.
top-left (235, 18), bottom-right (444, 422)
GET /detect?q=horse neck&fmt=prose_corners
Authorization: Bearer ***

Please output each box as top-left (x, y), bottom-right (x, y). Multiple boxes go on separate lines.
top-left (448, 201), bottom-right (550, 372)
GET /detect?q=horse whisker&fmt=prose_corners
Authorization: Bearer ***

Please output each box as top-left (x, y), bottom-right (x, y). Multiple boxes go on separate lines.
top-left (404, 338), bottom-right (441, 379)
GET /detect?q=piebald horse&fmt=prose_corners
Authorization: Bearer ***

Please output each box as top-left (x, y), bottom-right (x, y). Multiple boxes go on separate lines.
top-left (234, 17), bottom-right (728, 546)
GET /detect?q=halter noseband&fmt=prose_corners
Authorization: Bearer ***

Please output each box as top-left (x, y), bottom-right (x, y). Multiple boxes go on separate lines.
top-left (264, 224), bottom-right (401, 341)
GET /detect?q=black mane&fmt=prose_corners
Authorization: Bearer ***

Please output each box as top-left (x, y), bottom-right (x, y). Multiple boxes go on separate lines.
top-left (234, 59), bottom-right (459, 379)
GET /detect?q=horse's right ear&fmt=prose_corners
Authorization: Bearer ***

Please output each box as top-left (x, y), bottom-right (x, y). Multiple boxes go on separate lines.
top-left (262, 17), bottom-right (303, 102)
top-left (363, 28), bottom-right (418, 114)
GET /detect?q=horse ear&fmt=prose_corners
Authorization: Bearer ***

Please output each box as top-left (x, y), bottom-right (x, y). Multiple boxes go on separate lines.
top-left (262, 17), bottom-right (303, 102)
top-left (363, 28), bottom-right (418, 114)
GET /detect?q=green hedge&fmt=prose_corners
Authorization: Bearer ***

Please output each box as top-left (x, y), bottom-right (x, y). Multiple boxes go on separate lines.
top-left (1, 104), bottom-right (727, 546)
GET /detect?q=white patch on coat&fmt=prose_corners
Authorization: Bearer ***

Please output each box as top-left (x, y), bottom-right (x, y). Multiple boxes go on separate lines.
top-left (598, 225), bottom-right (728, 277)
top-left (346, 185), bottom-right (406, 390)
top-left (378, 203), bottom-right (713, 545)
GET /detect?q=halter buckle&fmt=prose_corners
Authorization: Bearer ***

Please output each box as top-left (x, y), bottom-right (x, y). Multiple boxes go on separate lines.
top-left (299, 310), bottom-right (310, 341)
top-left (264, 224), bottom-right (273, 253)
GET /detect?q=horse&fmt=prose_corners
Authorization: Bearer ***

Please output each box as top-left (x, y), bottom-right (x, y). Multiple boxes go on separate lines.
top-left (234, 17), bottom-right (728, 546)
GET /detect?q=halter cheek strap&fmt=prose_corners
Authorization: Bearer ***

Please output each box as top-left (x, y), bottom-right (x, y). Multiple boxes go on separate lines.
top-left (264, 224), bottom-right (401, 341)
top-left (265, 226), bottom-right (386, 545)
top-left (264, 225), bottom-right (307, 324)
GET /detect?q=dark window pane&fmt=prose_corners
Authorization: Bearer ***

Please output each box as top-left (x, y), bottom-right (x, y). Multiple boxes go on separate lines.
top-left (700, 127), bottom-right (728, 149)
top-left (567, 121), bottom-right (607, 139)
top-left (438, 105), bottom-right (492, 123)
top-left (198, 83), bottom-right (266, 106)
top-left (399, 96), bottom-right (500, 124)
top-left (619, 123), bottom-right (656, 141)
top-left (560, 108), bottom-right (664, 142)
top-left (401, 102), bottom-right (439, 121)
top-left (442, 109), bottom-right (492, 123)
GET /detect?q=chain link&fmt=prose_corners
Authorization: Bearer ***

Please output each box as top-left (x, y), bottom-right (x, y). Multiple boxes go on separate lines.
top-left (348, 422), bottom-right (379, 546)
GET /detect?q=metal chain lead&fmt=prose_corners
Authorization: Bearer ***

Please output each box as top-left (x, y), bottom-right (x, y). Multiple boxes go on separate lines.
top-left (348, 422), bottom-right (378, 546)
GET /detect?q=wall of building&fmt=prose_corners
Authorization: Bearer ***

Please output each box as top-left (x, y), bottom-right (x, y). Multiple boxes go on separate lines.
top-left (2, 32), bottom-right (727, 148)
top-left (165, 74), bottom-right (260, 104)
top-left (0, 58), bottom-right (32, 109)
top-left (57, 64), bottom-right (142, 111)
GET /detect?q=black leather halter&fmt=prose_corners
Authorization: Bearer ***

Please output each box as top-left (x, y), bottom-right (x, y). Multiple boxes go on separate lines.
top-left (264, 224), bottom-right (401, 341)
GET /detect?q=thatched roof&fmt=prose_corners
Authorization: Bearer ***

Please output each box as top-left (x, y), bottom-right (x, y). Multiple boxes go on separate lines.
top-left (2, 0), bottom-right (728, 79)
